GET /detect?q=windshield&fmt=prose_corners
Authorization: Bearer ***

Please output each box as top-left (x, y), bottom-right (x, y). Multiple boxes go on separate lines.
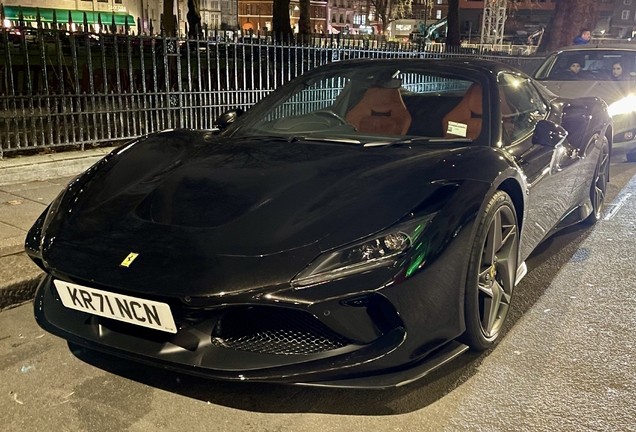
top-left (228, 65), bottom-right (482, 145)
top-left (534, 50), bottom-right (636, 81)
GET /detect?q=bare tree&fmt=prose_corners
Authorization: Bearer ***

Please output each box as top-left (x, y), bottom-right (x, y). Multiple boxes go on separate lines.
top-left (543, 0), bottom-right (601, 52)
top-left (392, 0), bottom-right (412, 21)
top-left (369, 0), bottom-right (391, 33)
top-left (273, 0), bottom-right (294, 39)
top-left (369, 0), bottom-right (411, 34)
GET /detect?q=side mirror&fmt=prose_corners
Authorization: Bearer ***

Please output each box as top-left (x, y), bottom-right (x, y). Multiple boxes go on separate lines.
top-left (532, 120), bottom-right (568, 147)
top-left (213, 109), bottom-right (244, 130)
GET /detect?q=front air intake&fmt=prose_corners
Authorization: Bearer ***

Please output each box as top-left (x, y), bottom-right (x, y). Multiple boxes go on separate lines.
top-left (211, 306), bottom-right (350, 355)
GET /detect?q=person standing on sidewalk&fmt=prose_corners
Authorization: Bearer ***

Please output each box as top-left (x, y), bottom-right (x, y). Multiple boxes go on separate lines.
top-left (573, 28), bottom-right (591, 45)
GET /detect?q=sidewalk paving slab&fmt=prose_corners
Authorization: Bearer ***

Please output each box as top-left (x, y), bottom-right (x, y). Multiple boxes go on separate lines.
top-left (0, 147), bottom-right (115, 310)
top-left (0, 147), bottom-right (115, 186)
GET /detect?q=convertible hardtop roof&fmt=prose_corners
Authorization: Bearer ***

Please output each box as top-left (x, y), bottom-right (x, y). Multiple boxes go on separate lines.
top-left (318, 57), bottom-right (525, 77)
top-left (552, 44), bottom-right (636, 53)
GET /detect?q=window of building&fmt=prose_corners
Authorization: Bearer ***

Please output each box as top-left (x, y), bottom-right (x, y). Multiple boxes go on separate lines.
top-left (437, 0), bottom-right (442, 3)
top-left (436, 9), bottom-right (442, 19)
top-left (622, 10), bottom-right (631, 20)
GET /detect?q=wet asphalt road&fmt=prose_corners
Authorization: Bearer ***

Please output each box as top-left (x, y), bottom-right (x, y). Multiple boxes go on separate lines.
top-left (1, 154), bottom-right (636, 432)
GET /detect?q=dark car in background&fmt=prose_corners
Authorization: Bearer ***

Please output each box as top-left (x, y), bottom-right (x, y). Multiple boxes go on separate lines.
top-left (28, 58), bottom-right (611, 388)
top-left (533, 45), bottom-right (636, 160)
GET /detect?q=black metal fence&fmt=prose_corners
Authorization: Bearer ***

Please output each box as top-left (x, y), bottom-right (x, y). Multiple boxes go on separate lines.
top-left (0, 7), bottom-right (546, 157)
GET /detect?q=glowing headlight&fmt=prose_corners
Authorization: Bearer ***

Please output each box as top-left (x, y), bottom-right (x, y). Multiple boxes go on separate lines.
top-left (292, 214), bottom-right (436, 287)
top-left (608, 95), bottom-right (636, 117)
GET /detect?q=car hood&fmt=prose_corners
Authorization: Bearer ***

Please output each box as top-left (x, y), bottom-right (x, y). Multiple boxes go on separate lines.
top-left (538, 79), bottom-right (636, 104)
top-left (43, 131), bottom-right (482, 296)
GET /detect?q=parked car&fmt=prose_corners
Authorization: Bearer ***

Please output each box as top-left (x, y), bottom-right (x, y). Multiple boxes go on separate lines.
top-left (533, 44), bottom-right (636, 160)
top-left (28, 58), bottom-right (611, 388)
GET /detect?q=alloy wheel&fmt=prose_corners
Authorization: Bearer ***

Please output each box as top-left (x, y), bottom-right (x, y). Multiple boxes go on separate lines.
top-left (477, 204), bottom-right (518, 340)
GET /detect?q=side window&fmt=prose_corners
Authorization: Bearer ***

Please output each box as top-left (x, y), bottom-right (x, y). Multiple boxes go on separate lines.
top-left (499, 73), bottom-right (548, 144)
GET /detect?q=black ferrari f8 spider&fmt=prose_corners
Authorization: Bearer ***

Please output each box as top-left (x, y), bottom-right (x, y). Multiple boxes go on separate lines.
top-left (28, 59), bottom-right (611, 388)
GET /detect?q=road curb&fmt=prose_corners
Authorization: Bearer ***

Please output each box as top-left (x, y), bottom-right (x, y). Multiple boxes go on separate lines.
top-left (0, 253), bottom-right (45, 309)
top-left (0, 273), bottom-right (43, 311)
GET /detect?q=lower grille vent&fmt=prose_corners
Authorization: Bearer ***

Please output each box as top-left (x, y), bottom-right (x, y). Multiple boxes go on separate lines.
top-left (211, 307), bottom-right (350, 355)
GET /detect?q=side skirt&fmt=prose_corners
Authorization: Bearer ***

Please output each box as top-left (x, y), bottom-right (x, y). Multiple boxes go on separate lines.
top-left (515, 261), bottom-right (528, 286)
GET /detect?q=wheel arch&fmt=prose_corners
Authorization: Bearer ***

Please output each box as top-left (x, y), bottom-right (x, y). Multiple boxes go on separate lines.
top-left (605, 125), bottom-right (613, 183)
top-left (497, 178), bottom-right (525, 233)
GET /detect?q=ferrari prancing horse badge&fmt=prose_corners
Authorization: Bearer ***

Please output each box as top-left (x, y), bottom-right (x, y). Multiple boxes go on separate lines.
top-left (120, 252), bottom-right (139, 268)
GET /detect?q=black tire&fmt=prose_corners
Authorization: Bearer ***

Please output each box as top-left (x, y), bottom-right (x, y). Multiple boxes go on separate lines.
top-left (460, 191), bottom-right (519, 351)
top-left (584, 134), bottom-right (610, 225)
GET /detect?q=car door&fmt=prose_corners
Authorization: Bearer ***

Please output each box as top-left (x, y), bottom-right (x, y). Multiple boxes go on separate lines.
top-left (498, 73), bottom-right (581, 259)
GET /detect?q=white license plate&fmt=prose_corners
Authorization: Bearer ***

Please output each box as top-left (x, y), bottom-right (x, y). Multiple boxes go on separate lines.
top-left (53, 280), bottom-right (177, 334)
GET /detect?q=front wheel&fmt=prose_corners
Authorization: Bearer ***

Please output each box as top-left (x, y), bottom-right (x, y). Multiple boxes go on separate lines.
top-left (460, 191), bottom-right (519, 351)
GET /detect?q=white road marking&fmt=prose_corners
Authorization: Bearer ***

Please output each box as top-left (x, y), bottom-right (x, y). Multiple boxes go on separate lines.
top-left (603, 193), bottom-right (632, 220)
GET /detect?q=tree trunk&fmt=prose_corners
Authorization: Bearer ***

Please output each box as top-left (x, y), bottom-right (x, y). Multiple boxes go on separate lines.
top-left (299, 0), bottom-right (311, 39)
top-left (544, 0), bottom-right (600, 53)
top-left (445, 0), bottom-right (460, 47)
top-left (162, 0), bottom-right (175, 36)
top-left (273, 0), bottom-right (294, 40)
top-left (187, 0), bottom-right (202, 38)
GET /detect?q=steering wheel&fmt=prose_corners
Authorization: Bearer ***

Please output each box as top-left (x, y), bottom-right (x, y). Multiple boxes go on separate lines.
top-left (314, 110), bottom-right (350, 126)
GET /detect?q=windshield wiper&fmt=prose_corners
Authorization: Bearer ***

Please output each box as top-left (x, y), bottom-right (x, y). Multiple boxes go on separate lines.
top-left (301, 137), bottom-right (362, 145)
top-left (363, 137), bottom-right (473, 147)
top-left (234, 135), bottom-right (301, 143)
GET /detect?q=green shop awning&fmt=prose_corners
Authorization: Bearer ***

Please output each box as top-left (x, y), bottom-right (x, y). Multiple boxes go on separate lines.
top-left (2, 6), bottom-right (135, 26)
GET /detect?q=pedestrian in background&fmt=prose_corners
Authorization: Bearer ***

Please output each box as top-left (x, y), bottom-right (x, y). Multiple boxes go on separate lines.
top-left (573, 28), bottom-right (591, 45)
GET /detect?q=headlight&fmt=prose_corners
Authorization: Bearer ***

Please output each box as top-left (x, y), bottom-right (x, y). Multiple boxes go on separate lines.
top-left (608, 95), bottom-right (636, 117)
top-left (292, 214), bottom-right (436, 287)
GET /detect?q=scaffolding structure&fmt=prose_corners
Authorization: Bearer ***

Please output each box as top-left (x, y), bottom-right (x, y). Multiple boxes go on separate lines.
top-left (480, 0), bottom-right (507, 45)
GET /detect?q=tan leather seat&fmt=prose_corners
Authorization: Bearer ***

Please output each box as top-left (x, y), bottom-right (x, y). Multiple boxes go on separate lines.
top-left (442, 84), bottom-right (482, 140)
top-left (345, 87), bottom-right (412, 135)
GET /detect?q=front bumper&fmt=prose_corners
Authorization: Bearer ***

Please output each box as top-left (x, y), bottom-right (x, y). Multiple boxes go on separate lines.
top-left (33, 270), bottom-right (468, 388)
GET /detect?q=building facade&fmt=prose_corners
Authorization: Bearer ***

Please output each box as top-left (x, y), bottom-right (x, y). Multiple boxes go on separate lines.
top-left (1, 0), bottom-right (240, 35)
top-left (1, 0), bottom-right (148, 31)
top-left (412, 0), bottom-right (447, 25)
top-left (611, 0), bottom-right (636, 38)
top-left (237, 0), bottom-right (327, 34)
top-left (459, 0), bottom-right (615, 43)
